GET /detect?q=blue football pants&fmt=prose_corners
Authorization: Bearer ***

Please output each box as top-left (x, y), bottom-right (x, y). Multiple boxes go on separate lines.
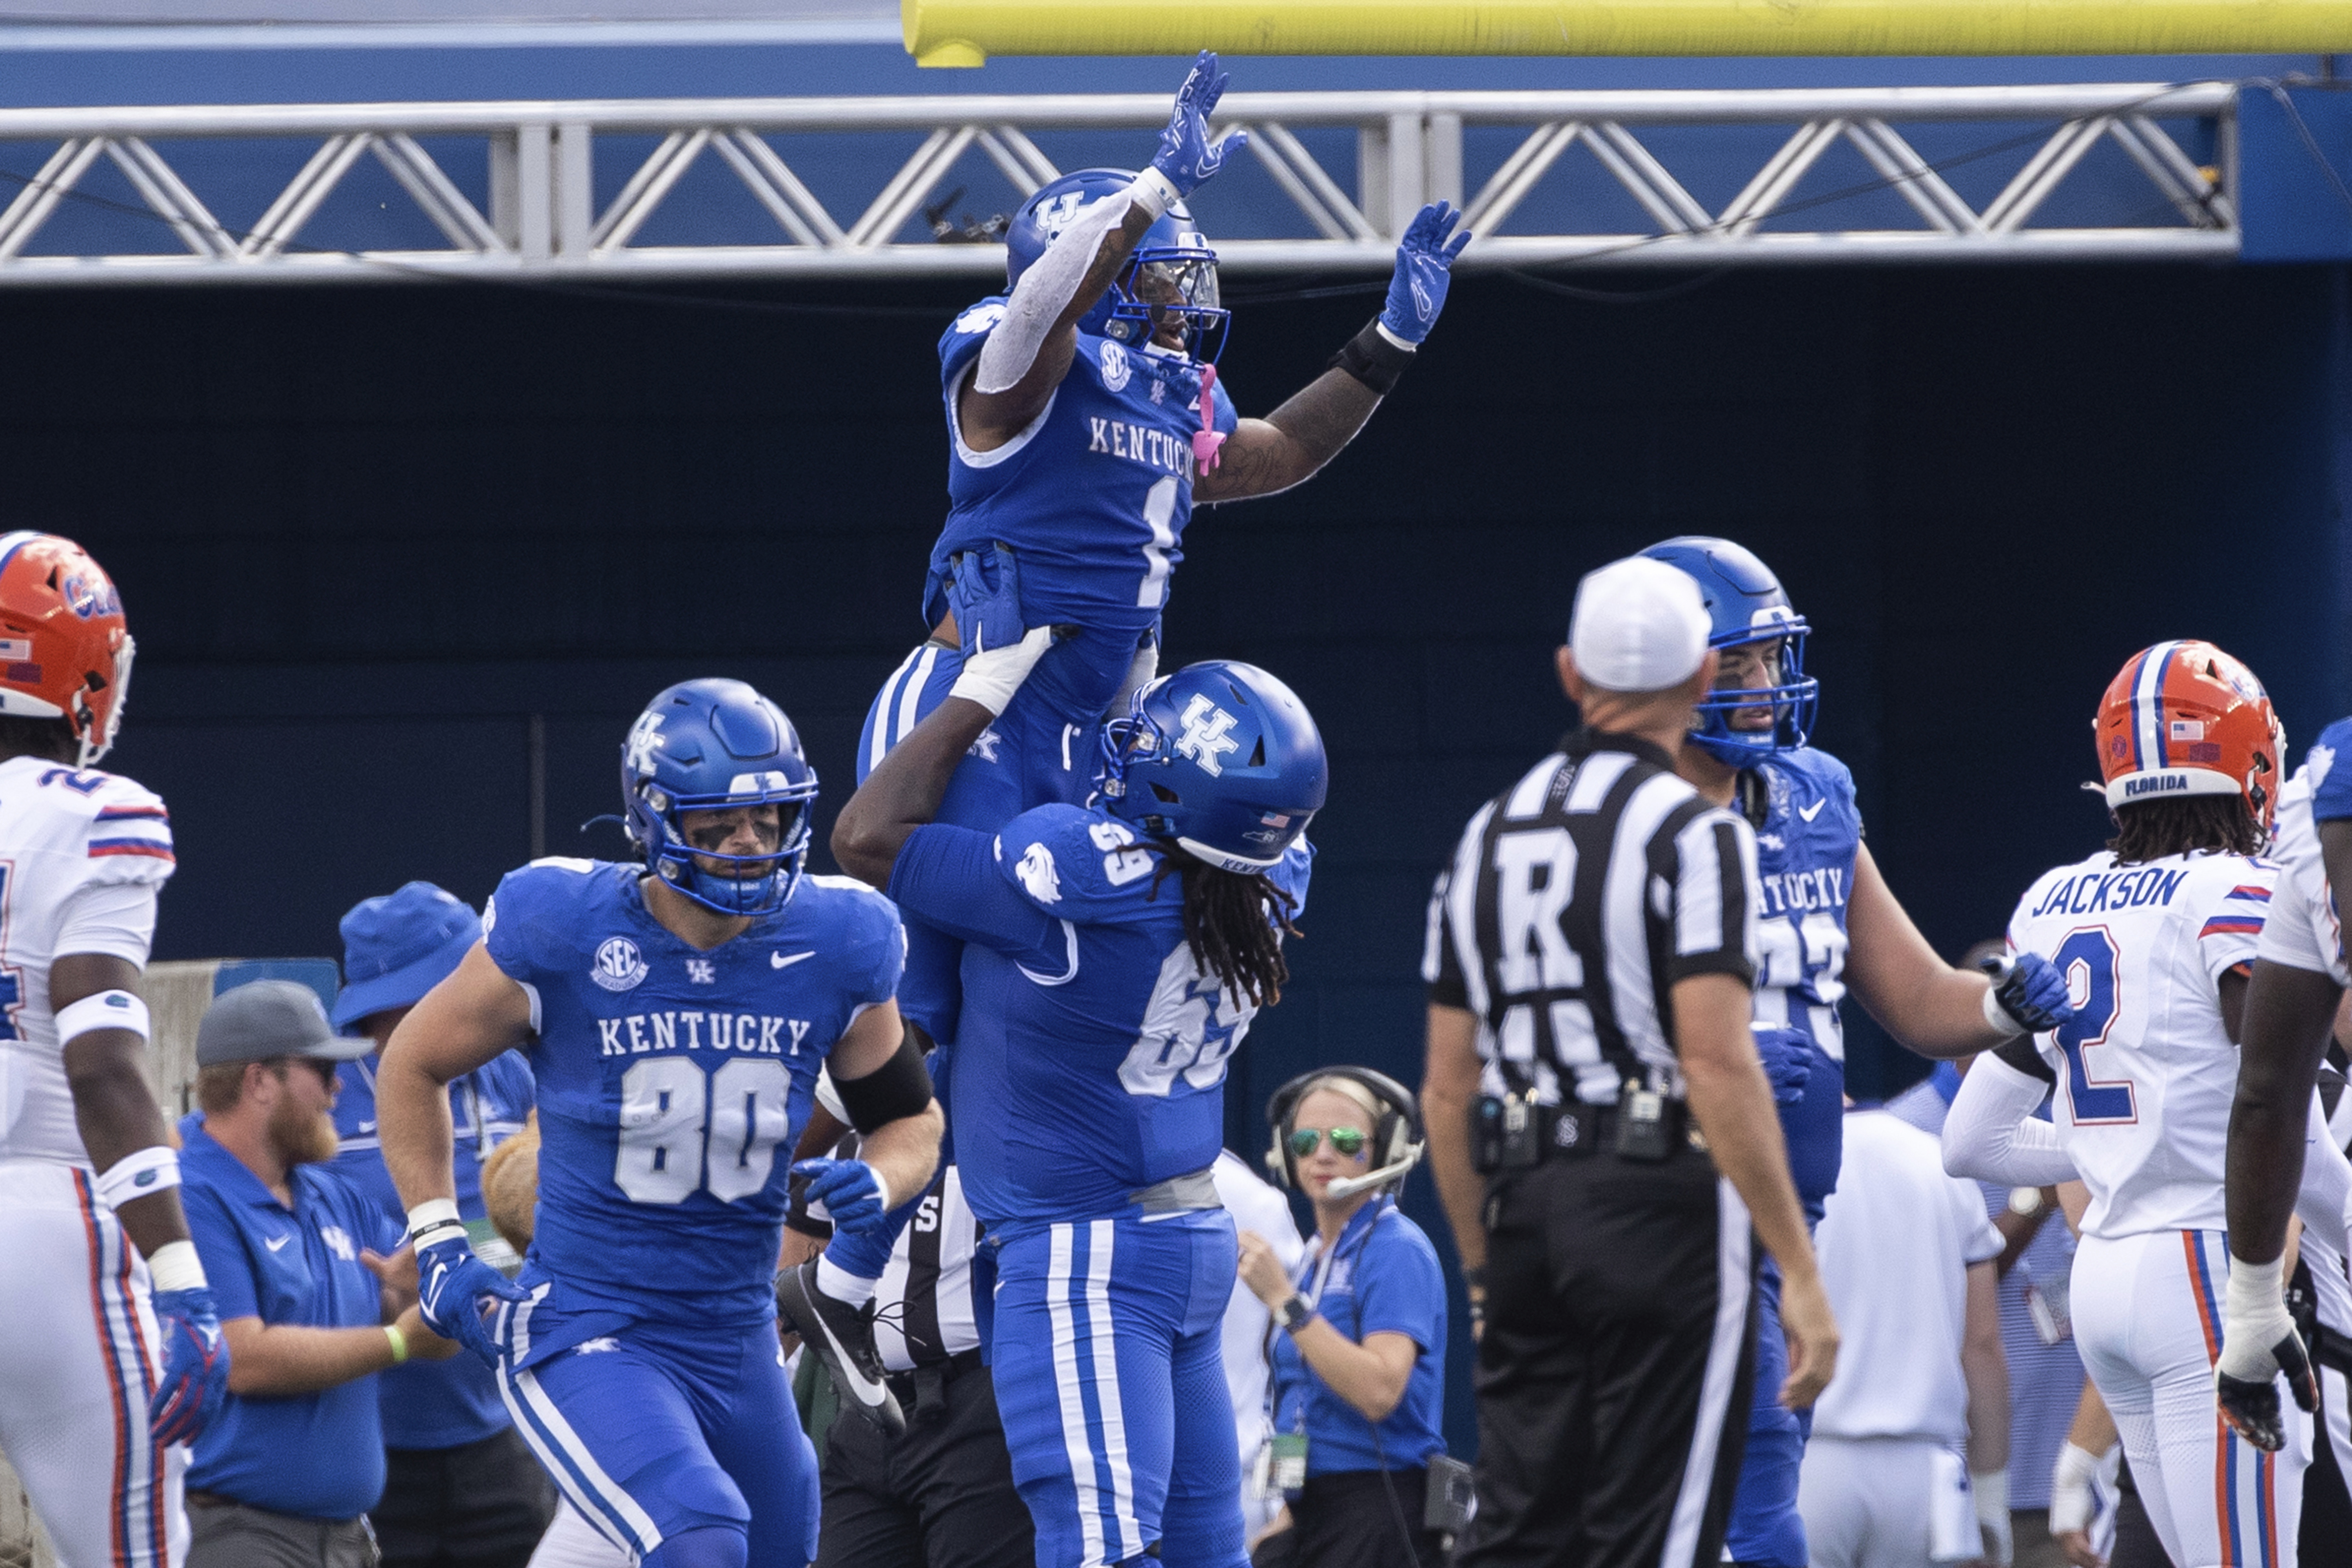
top-left (497, 1311), bottom-right (818, 1568)
top-left (988, 1210), bottom-right (1246, 1568)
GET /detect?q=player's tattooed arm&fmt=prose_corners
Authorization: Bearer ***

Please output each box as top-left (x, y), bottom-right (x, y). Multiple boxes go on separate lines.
top-left (57, 951), bottom-right (193, 1258)
top-left (960, 201), bottom-right (1160, 452)
top-left (1193, 369), bottom-right (1384, 503)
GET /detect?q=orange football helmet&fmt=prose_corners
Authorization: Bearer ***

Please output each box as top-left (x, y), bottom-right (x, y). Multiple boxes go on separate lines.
top-left (2096, 640), bottom-right (2282, 834)
top-left (0, 532), bottom-right (133, 766)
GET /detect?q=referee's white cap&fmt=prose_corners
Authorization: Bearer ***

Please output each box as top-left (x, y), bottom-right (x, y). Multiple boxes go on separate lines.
top-left (1569, 557), bottom-right (1712, 693)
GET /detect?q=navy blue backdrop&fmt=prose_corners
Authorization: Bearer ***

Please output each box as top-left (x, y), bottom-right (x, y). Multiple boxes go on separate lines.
top-left (4, 258), bottom-right (2345, 1447)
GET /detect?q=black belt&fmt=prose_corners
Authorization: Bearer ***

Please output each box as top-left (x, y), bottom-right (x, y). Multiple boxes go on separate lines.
top-left (885, 1347), bottom-right (985, 1425)
top-left (2317, 1323), bottom-right (2352, 1378)
top-left (1532, 1099), bottom-right (1694, 1160)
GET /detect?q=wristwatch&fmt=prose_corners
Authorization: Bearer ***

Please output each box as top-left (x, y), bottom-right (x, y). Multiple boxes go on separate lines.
top-left (1277, 1296), bottom-right (1315, 1335)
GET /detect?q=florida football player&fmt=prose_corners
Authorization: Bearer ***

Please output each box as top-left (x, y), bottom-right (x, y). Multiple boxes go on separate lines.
top-left (1943, 642), bottom-right (2352, 1568)
top-left (1640, 537), bottom-right (2074, 1568)
top-left (0, 532), bottom-right (228, 1568)
top-left (862, 49), bottom-right (1463, 1061)
top-left (2217, 717), bottom-right (2352, 1453)
top-left (831, 561), bottom-right (1322, 1568)
top-left (376, 679), bottom-right (942, 1568)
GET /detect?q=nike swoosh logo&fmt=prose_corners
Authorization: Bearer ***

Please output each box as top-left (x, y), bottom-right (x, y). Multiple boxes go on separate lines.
top-left (771, 951), bottom-right (815, 970)
top-left (265, 1234), bottom-right (293, 1253)
top-left (358, 1121), bottom-right (377, 1133)
top-left (1797, 800), bottom-right (1826, 822)
top-left (811, 1311), bottom-right (891, 1409)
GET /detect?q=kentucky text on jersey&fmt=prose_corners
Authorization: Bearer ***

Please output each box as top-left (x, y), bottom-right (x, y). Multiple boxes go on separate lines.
top-left (594, 1013), bottom-right (813, 1057)
top-left (1087, 417), bottom-right (1197, 479)
top-left (1756, 866), bottom-right (1847, 917)
top-left (2027, 866), bottom-right (2192, 919)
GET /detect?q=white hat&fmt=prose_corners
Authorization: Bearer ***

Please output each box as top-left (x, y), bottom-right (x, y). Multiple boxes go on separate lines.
top-left (1569, 557), bottom-right (1711, 694)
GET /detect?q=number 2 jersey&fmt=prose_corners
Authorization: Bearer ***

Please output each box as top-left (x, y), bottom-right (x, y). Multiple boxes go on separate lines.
top-left (0, 756), bottom-right (175, 1166)
top-left (886, 802), bottom-right (1311, 1228)
top-left (2002, 848), bottom-right (2274, 1238)
top-left (482, 859), bottom-right (903, 1329)
top-left (927, 298), bottom-right (1239, 639)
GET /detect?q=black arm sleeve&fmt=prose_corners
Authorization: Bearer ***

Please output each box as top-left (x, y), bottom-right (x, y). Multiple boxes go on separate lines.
top-left (834, 1025), bottom-right (936, 1133)
top-left (1993, 1032), bottom-right (2058, 1085)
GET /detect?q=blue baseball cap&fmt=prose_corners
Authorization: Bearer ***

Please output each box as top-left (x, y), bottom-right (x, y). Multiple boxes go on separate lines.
top-left (334, 881), bottom-right (482, 1028)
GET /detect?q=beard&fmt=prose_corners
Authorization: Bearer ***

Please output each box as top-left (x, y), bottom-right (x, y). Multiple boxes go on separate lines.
top-left (270, 1096), bottom-right (341, 1167)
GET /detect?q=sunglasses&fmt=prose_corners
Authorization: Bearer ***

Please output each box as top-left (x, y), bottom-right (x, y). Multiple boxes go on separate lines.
top-left (1288, 1126), bottom-right (1368, 1159)
top-left (274, 1056), bottom-right (340, 1088)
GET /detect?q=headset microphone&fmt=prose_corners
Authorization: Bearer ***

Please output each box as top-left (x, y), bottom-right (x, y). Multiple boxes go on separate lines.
top-left (1320, 1144), bottom-right (1425, 1201)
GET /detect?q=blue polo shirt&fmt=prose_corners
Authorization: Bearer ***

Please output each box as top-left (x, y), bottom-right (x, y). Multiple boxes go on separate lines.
top-left (1270, 1198), bottom-right (1449, 1477)
top-left (328, 1051), bottom-right (532, 1450)
top-left (179, 1116), bottom-right (405, 1520)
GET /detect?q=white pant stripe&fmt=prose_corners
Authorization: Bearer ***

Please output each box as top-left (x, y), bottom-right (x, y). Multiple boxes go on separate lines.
top-left (1663, 1178), bottom-right (1754, 1568)
top-left (866, 644), bottom-right (926, 775)
top-left (1083, 1218), bottom-right (1140, 1562)
top-left (492, 1303), bottom-right (662, 1563)
top-left (1046, 1223), bottom-right (1108, 1568)
top-left (498, 1364), bottom-right (642, 1563)
top-left (891, 646), bottom-right (940, 755)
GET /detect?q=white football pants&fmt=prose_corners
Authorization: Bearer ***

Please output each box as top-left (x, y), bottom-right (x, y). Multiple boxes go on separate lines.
top-left (1798, 1434), bottom-right (1967, 1568)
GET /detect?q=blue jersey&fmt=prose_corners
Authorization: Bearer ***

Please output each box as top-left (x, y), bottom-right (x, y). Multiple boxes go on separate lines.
top-left (1748, 748), bottom-right (1861, 1060)
top-left (887, 802), bottom-right (1310, 1227)
top-left (928, 297), bottom-right (1239, 636)
top-left (482, 859), bottom-right (902, 1325)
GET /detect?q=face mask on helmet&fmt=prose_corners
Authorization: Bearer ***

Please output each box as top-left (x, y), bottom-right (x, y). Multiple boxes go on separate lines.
top-left (638, 789), bottom-right (815, 918)
top-left (1106, 242), bottom-right (1227, 360)
top-left (1690, 622), bottom-right (1819, 768)
top-left (618, 682), bottom-right (821, 918)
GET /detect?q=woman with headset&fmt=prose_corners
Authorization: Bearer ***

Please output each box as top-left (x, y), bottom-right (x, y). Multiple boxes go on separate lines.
top-left (1238, 1069), bottom-right (1452, 1568)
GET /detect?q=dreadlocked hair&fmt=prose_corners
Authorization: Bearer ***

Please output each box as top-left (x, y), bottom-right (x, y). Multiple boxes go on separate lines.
top-left (1146, 845), bottom-right (1302, 1008)
top-left (2109, 794), bottom-right (2261, 864)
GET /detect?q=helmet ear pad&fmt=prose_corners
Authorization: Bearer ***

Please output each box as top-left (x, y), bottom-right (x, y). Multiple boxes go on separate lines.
top-left (1262, 1067), bottom-right (1422, 1190)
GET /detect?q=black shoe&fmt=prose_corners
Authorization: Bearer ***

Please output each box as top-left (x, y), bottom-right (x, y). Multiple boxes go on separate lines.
top-left (776, 1260), bottom-right (904, 1436)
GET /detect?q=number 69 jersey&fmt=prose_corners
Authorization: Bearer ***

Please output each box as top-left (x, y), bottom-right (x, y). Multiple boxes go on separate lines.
top-left (887, 802), bottom-right (1312, 1229)
top-left (482, 859), bottom-right (904, 1327)
top-left (2002, 847), bottom-right (2275, 1239)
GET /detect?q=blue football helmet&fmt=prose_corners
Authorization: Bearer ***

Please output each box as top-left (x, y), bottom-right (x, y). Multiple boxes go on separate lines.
top-left (1638, 537), bottom-right (1818, 766)
top-left (1098, 661), bottom-right (1327, 873)
top-left (620, 678), bottom-right (820, 917)
top-left (1007, 168), bottom-right (1227, 361)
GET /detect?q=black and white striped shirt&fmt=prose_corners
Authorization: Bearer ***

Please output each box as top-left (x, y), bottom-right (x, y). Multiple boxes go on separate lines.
top-left (1423, 729), bottom-right (1761, 1106)
top-left (871, 1163), bottom-right (983, 1373)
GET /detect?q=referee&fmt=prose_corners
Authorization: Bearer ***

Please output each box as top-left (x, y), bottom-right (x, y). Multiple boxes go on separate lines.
top-left (1420, 555), bottom-right (1839, 1568)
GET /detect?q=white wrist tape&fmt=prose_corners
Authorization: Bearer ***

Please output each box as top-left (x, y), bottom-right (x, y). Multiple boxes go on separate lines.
top-left (407, 1197), bottom-right (465, 1247)
top-left (56, 989), bottom-right (150, 1047)
top-left (949, 625), bottom-right (1056, 717)
top-left (2047, 1443), bottom-right (2103, 1534)
top-left (1980, 980), bottom-right (2025, 1038)
top-left (975, 190), bottom-right (1135, 395)
top-left (2219, 1254), bottom-right (2295, 1379)
top-left (1128, 166), bottom-right (1182, 221)
top-left (146, 1238), bottom-right (206, 1293)
top-left (95, 1145), bottom-right (180, 1208)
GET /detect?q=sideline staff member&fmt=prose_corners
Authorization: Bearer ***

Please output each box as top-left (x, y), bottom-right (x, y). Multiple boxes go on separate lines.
top-left (1420, 556), bottom-right (1839, 1568)
top-left (1241, 1070), bottom-right (1448, 1568)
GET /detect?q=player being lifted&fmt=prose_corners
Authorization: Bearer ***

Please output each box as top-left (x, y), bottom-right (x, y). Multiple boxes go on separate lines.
top-left (1636, 538), bottom-right (2073, 1568)
top-left (1942, 642), bottom-right (2352, 1568)
top-left (0, 532), bottom-right (229, 1568)
top-left (377, 679), bottom-right (942, 1568)
top-left (833, 557), bottom-right (1324, 1568)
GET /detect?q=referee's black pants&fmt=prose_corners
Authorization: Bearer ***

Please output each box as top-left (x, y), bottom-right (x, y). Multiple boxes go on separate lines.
top-left (1459, 1143), bottom-right (1758, 1568)
top-left (815, 1354), bottom-right (1034, 1568)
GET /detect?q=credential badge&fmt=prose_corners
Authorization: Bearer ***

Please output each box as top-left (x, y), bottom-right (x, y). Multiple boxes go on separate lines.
top-left (592, 936), bottom-right (649, 993)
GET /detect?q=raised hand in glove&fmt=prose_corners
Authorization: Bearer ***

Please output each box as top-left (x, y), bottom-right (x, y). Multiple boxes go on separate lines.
top-left (1983, 951), bottom-right (2074, 1037)
top-left (1380, 201), bottom-right (1472, 347)
top-left (790, 1158), bottom-right (893, 1239)
top-left (415, 1225), bottom-right (527, 1367)
top-left (1151, 51), bottom-right (1245, 199)
top-left (149, 1287), bottom-right (230, 1445)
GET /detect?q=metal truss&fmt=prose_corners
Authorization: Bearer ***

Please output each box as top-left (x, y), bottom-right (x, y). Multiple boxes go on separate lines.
top-left (0, 81), bottom-right (2236, 285)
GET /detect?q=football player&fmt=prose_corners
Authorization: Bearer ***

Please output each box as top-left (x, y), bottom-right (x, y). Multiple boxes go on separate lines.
top-left (831, 556), bottom-right (1322, 1568)
top-left (1640, 537), bottom-right (2074, 1568)
top-left (2217, 714), bottom-right (2352, 1454)
top-left (0, 532), bottom-right (229, 1568)
top-left (376, 679), bottom-right (943, 1568)
top-left (1942, 641), bottom-right (2352, 1568)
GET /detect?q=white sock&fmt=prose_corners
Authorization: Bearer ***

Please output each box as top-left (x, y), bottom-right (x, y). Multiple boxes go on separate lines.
top-left (816, 1254), bottom-right (880, 1308)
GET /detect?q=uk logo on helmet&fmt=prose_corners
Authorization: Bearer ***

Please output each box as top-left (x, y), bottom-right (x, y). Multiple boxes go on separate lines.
top-left (625, 712), bottom-right (667, 777)
top-left (591, 937), bottom-right (648, 993)
top-left (1174, 694), bottom-right (1241, 776)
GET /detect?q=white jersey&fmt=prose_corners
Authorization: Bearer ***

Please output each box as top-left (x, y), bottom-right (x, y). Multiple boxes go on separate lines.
top-left (2005, 848), bottom-right (2270, 1238)
top-left (1812, 1111), bottom-right (2004, 1443)
top-left (0, 754), bottom-right (174, 1166)
top-left (2257, 757), bottom-right (2350, 987)
top-left (1212, 1147), bottom-right (1303, 1533)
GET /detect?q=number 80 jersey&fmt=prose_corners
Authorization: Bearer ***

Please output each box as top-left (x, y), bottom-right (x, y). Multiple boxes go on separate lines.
top-left (483, 858), bottom-right (904, 1324)
top-left (2003, 847), bottom-right (2274, 1239)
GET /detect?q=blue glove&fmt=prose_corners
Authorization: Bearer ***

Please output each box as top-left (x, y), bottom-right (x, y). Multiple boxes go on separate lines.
top-left (1380, 201), bottom-right (1472, 346)
top-left (791, 1158), bottom-right (889, 1237)
top-left (1749, 1025), bottom-right (1813, 1106)
top-left (1151, 50), bottom-right (1245, 199)
top-left (1989, 952), bottom-right (2075, 1035)
top-left (416, 1231), bottom-right (527, 1367)
top-left (946, 543), bottom-right (1027, 659)
top-left (148, 1287), bottom-right (229, 1446)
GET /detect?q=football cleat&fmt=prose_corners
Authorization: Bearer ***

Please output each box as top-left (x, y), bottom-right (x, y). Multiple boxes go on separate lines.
top-left (776, 1259), bottom-right (904, 1437)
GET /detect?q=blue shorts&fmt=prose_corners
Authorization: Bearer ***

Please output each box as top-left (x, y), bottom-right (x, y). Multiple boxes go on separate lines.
top-left (988, 1209), bottom-right (1245, 1568)
top-left (494, 1288), bottom-right (818, 1567)
top-left (857, 625), bottom-right (1154, 1048)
